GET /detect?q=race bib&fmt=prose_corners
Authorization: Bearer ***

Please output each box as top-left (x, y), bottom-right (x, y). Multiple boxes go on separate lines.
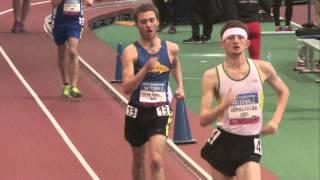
top-left (156, 105), bottom-right (170, 117)
top-left (139, 82), bottom-right (166, 105)
top-left (254, 138), bottom-right (262, 155)
top-left (207, 129), bottom-right (221, 145)
top-left (228, 92), bottom-right (261, 125)
top-left (125, 105), bottom-right (138, 118)
top-left (64, 0), bottom-right (81, 15)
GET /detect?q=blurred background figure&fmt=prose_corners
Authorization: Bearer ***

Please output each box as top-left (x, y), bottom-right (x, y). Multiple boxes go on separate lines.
top-left (273, 0), bottom-right (293, 31)
top-left (224, 0), bottom-right (271, 60)
top-left (183, 0), bottom-right (213, 43)
top-left (315, 0), bottom-right (320, 28)
top-left (12, 0), bottom-right (31, 33)
top-left (152, 0), bottom-right (178, 34)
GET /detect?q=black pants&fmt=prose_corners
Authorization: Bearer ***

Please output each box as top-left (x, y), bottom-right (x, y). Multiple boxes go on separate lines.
top-left (273, 0), bottom-right (293, 26)
top-left (190, 0), bottom-right (213, 38)
top-left (152, 0), bottom-right (177, 27)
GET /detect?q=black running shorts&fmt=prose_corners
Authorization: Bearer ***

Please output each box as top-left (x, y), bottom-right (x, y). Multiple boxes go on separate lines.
top-left (201, 127), bottom-right (262, 176)
top-left (124, 103), bottom-right (173, 147)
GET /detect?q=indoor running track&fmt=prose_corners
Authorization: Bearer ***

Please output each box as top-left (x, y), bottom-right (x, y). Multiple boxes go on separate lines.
top-left (0, 0), bottom-right (198, 179)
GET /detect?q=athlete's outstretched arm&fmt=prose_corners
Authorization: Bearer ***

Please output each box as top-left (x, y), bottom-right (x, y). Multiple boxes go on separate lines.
top-left (169, 43), bottom-right (184, 99)
top-left (260, 62), bottom-right (289, 135)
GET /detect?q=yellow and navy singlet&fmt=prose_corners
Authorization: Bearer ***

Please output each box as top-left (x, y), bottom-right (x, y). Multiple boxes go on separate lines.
top-left (129, 40), bottom-right (172, 107)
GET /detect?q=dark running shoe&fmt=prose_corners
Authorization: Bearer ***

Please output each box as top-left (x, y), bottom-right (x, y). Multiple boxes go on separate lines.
top-left (284, 26), bottom-right (293, 31)
top-left (168, 26), bottom-right (177, 34)
top-left (275, 26), bottom-right (283, 31)
top-left (11, 21), bottom-right (20, 33)
top-left (201, 35), bottom-right (211, 43)
top-left (11, 21), bottom-right (26, 33)
top-left (183, 36), bottom-right (202, 44)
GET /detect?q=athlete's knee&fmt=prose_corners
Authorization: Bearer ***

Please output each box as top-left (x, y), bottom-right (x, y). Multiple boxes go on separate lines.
top-left (57, 48), bottom-right (66, 61)
top-left (150, 154), bottom-right (163, 170)
top-left (133, 153), bottom-right (146, 168)
top-left (68, 46), bottom-right (78, 59)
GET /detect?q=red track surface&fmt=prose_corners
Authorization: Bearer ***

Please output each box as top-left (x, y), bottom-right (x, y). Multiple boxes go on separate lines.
top-left (0, 0), bottom-right (312, 179)
top-left (0, 0), bottom-right (198, 179)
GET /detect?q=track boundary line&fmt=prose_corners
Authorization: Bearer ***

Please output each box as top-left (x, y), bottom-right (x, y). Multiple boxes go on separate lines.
top-left (0, 46), bottom-right (100, 180)
top-left (0, 1), bottom-right (50, 16)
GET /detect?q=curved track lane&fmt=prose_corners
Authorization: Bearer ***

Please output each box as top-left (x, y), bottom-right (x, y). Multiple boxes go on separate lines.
top-left (0, 49), bottom-right (93, 180)
top-left (0, 0), bottom-right (199, 179)
top-left (0, 0), bottom-right (312, 179)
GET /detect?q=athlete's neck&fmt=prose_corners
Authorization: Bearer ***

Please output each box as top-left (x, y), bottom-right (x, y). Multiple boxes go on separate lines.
top-left (139, 37), bottom-right (161, 54)
top-left (224, 55), bottom-right (247, 69)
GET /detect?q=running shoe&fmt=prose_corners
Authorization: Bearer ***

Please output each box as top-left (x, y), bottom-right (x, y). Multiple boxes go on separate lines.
top-left (275, 26), bottom-right (283, 31)
top-left (183, 36), bottom-right (202, 44)
top-left (70, 86), bottom-right (82, 98)
top-left (168, 26), bottom-right (177, 34)
top-left (11, 21), bottom-right (26, 33)
top-left (62, 84), bottom-right (71, 97)
top-left (201, 35), bottom-right (212, 43)
top-left (284, 26), bottom-right (293, 31)
top-left (11, 21), bottom-right (20, 33)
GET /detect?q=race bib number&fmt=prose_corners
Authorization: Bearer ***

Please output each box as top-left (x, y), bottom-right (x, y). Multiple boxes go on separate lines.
top-left (156, 105), bottom-right (170, 117)
top-left (79, 17), bottom-right (85, 26)
top-left (207, 129), bottom-right (221, 145)
top-left (228, 92), bottom-right (261, 125)
top-left (254, 138), bottom-right (262, 155)
top-left (64, 0), bottom-right (81, 15)
top-left (125, 105), bottom-right (138, 118)
top-left (139, 82), bottom-right (166, 105)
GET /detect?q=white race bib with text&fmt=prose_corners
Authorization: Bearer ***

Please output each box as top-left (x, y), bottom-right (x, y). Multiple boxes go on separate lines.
top-left (139, 82), bottom-right (166, 105)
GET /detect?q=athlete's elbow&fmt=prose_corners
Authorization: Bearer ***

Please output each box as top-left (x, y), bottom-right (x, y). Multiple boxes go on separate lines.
top-left (200, 120), bottom-right (208, 127)
top-left (199, 114), bottom-right (210, 127)
top-left (284, 86), bottom-right (290, 97)
top-left (280, 86), bottom-right (290, 99)
top-left (123, 87), bottom-right (132, 95)
top-left (122, 84), bottom-right (132, 95)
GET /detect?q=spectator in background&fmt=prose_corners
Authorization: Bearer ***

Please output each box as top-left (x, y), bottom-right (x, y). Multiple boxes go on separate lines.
top-left (12, 0), bottom-right (31, 33)
top-left (152, 0), bottom-right (178, 34)
top-left (273, 0), bottom-right (293, 31)
top-left (167, 0), bottom-right (178, 34)
top-left (315, 0), bottom-right (320, 28)
top-left (183, 0), bottom-right (213, 43)
top-left (223, 0), bottom-right (271, 60)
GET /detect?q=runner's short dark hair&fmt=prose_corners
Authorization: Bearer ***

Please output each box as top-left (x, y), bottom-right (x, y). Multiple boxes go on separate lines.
top-left (133, 3), bottom-right (159, 23)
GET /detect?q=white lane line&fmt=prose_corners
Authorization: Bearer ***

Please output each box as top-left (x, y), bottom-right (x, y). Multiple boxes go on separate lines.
top-left (0, 46), bottom-right (100, 180)
top-left (183, 77), bottom-right (201, 80)
top-left (181, 53), bottom-right (225, 57)
top-left (0, 1), bottom-right (50, 15)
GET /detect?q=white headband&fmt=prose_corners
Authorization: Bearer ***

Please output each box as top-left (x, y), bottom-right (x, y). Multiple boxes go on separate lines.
top-left (222, 27), bottom-right (248, 40)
